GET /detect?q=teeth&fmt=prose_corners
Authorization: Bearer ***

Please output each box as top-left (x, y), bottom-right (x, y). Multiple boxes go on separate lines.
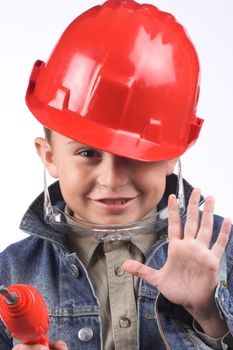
top-left (101, 199), bottom-right (129, 205)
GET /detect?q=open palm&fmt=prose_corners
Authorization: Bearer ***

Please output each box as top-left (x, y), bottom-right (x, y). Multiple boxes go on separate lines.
top-left (123, 189), bottom-right (231, 331)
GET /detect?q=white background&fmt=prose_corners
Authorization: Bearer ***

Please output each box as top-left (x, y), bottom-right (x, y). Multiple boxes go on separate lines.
top-left (0, 1), bottom-right (232, 252)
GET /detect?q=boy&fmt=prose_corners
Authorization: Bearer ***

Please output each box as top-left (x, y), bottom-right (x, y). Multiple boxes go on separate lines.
top-left (1, 1), bottom-right (233, 349)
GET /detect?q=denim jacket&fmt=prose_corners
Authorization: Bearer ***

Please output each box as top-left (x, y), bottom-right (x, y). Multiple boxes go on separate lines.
top-left (0, 178), bottom-right (233, 350)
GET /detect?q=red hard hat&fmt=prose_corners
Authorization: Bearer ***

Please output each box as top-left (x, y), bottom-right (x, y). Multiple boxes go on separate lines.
top-left (26, 0), bottom-right (203, 161)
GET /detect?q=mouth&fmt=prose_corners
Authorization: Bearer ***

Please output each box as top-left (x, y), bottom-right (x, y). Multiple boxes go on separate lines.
top-left (92, 197), bottom-right (137, 212)
top-left (98, 198), bottom-right (133, 205)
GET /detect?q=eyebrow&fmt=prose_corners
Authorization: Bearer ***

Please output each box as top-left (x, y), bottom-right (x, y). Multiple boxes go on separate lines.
top-left (66, 140), bottom-right (85, 147)
top-left (66, 141), bottom-right (103, 154)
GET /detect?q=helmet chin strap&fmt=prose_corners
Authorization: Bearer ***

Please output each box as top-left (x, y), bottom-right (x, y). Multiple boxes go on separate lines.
top-left (43, 154), bottom-right (186, 242)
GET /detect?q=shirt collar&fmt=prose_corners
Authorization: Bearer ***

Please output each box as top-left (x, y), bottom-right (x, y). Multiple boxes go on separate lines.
top-left (64, 206), bottom-right (160, 266)
top-left (64, 206), bottom-right (99, 267)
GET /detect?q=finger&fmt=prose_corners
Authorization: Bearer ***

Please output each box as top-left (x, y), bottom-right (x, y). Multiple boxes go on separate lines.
top-left (122, 260), bottom-right (160, 287)
top-left (50, 341), bottom-right (68, 350)
top-left (196, 195), bottom-right (214, 246)
top-left (14, 345), bottom-right (47, 350)
top-left (211, 218), bottom-right (232, 259)
top-left (184, 188), bottom-right (201, 238)
top-left (168, 194), bottom-right (182, 240)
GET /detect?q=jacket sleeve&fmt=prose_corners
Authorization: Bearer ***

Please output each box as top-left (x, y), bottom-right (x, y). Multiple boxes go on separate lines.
top-left (215, 257), bottom-right (233, 334)
top-left (0, 248), bottom-right (14, 349)
top-left (0, 315), bottom-right (13, 349)
top-left (214, 216), bottom-right (233, 337)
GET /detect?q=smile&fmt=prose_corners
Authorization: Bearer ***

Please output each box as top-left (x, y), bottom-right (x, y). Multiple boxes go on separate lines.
top-left (92, 197), bottom-right (137, 212)
top-left (99, 198), bottom-right (132, 205)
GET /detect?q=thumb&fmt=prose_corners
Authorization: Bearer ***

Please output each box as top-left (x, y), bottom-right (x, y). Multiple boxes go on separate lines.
top-left (122, 260), bottom-right (160, 287)
top-left (50, 341), bottom-right (68, 350)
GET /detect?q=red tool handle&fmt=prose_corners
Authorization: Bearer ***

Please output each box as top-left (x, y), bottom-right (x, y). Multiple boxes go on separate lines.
top-left (0, 284), bottom-right (50, 349)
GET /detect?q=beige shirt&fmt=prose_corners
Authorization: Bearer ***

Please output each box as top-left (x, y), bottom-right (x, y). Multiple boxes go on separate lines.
top-left (64, 207), bottom-right (231, 350)
top-left (65, 207), bottom-right (157, 349)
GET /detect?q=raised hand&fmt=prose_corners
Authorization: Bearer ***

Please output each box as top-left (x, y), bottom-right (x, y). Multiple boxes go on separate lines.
top-left (123, 188), bottom-right (232, 338)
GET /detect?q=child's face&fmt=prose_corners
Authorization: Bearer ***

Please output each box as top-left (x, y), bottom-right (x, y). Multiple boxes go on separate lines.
top-left (36, 132), bottom-right (177, 225)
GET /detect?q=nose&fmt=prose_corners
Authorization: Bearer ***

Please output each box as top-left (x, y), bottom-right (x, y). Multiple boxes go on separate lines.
top-left (96, 154), bottom-right (129, 190)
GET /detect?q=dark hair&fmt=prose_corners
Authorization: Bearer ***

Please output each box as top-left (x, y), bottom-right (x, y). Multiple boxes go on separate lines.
top-left (44, 127), bottom-right (52, 142)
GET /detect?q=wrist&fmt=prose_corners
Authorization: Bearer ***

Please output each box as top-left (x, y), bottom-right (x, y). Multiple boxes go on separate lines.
top-left (194, 317), bottom-right (228, 339)
top-left (188, 306), bottom-right (228, 338)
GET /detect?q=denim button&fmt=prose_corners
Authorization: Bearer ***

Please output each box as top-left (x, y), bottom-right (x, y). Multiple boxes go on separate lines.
top-left (114, 265), bottom-right (124, 277)
top-left (221, 280), bottom-right (227, 288)
top-left (119, 317), bottom-right (131, 328)
top-left (78, 327), bottom-right (93, 342)
top-left (70, 264), bottom-right (80, 277)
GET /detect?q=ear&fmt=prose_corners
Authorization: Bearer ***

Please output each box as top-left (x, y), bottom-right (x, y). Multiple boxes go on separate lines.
top-left (166, 158), bottom-right (179, 175)
top-left (34, 137), bottom-right (59, 178)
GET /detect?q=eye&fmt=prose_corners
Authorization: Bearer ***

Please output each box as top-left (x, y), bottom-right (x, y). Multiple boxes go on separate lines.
top-left (77, 148), bottom-right (102, 158)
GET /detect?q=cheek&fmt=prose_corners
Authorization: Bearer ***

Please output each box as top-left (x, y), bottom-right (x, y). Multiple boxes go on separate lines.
top-left (139, 167), bottom-right (167, 201)
top-left (56, 162), bottom-right (86, 196)
top-left (147, 177), bottom-right (166, 198)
